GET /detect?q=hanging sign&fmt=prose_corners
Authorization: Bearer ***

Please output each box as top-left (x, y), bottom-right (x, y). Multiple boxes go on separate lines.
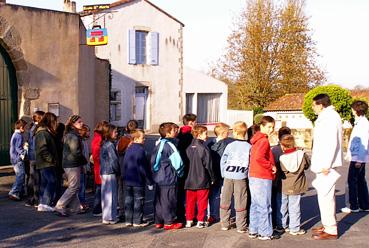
top-left (83, 4), bottom-right (110, 13)
top-left (86, 26), bottom-right (108, 46)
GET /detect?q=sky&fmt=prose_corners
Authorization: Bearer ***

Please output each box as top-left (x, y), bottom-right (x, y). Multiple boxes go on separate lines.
top-left (5, 0), bottom-right (369, 89)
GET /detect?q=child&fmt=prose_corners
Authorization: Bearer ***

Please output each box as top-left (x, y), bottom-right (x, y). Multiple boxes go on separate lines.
top-left (220, 121), bottom-right (251, 233)
top-left (271, 126), bottom-right (292, 229)
top-left (277, 134), bottom-right (310, 235)
top-left (79, 124), bottom-right (91, 211)
top-left (8, 119), bottom-right (27, 201)
top-left (100, 123), bottom-right (120, 224)
top-left (151, 123), bottom-right (184, 230)
top-left (123, 129), bottom-right (154, 227)
top-left (177, 113), bottom-right (197, 223)
top-left (248, 116), bottom-right (279, 240)
top-left (342, 100), bottom-right (369, 213)
top-left (185, 125), bottom-right (216, 228)
top-left (207, 123), bottom-right (234, 224)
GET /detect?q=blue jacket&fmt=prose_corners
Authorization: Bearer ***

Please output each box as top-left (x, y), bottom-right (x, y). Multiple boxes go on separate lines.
top-left (100, 140), bottom-right (120, 175)
top-left (10, 130), bottom-right (26, 164)
top-left (123, 143), bottom-right (153, 187)
top-left (220, 139), bottom-right (251, 180)
top-left (151, 138), bottom-right (184, 186)
top-left (28, 124), bottom-right (37, 161)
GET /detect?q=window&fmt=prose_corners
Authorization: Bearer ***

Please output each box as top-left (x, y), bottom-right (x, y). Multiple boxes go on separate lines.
top-left (135, 31), bottom-right (147, 64)
top-left (128, 29), bottom-right (159, 65)
top-left (110, 89), bottom-right (121, 121)
top-left (186, 93), bottom-right (194, 114)
top-left (197, 93), bottom-right (221, 123)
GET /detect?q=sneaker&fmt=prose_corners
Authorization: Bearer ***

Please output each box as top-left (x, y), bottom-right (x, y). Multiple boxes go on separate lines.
top-left (248, 233), bottom-right (259, 239)
top-left (133, 222), bottom-right (149, 227)
top-left (205, 216), bottom-right (216, 226)
top-left (258, 234), bottom-right (280, 240)
top-left (196, 221), bottom-right (206, 229)
top-left (125, 223), bottom-right (133, 227)
top-left (25, 200), bottom-right (36, 207)
top-left (274, 226), bottom-right (286, 233)
top-left (103, 220), bottom-right (119, 225)
top-left (221, 226), bottom-right (230, 231)
top-left (155, 224), bottom-right (164, 229)
top-left (164, 222), bottom-right (183, 230)
top-left (8, 193), bottom-right (20, 201)
top-left (54, 207), bottom-right (68, 217)
top-left (37, 204), bottom-right (54, 212)
top-left (359, 208), bottom-right (369, 212)
top-left (341, 207), bottom-right (359, 213)
top-left (289, 229), bottom-right (306, 235)
top-left (237, 229), bottom-right (247, 234)
top-left (185, 220), bottom-right (194, 228)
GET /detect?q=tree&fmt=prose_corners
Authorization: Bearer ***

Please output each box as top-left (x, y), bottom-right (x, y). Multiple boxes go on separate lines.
top-left (211, 0), bottom-right (325, 110)
top-left (302, 85), bottom-right (352, 122)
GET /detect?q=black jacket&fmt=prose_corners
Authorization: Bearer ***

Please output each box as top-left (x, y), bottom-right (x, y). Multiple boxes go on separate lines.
top-left (62, 129), bottom-right (88, 168)
top-left (35, 127), bottom-right (58, 170)
top-left (184, 139), bottom-right (215, 190)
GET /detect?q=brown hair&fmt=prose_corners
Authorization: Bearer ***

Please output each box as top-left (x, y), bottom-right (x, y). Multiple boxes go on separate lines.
top-left (32, 111), bottom-right (45, 125)
top-left (259, 116), bottom-right (275, 126)
top-left (233, 121), bottom-right (247, 137)
top-left (159, 122), bottom-right (174, 138)
top-left (101, 123), bottom-right (117, 144)
top-left (65, 114), bottom-right (82, 134)
top-left (94, 120), bottom-right (109, 133)
top-left (278, 126), bottom-right (291, 141)
top-left (280, 134), bottom-right (295, 149)
top-left (38, 112), bottom-right (58, 134)
top-left (192, 125), bottom-right (207, 138)
top-left (15, 119), bottom-right (27, 130)
top-left (131, 129), bottom-right (145, 140)
top-left (182, 113), bottom-right (197, 125)
top-left (126, 120), bottom-right (138, 134)
top-left (214, 123), bottom-right (230, 136)
top-left (352, 100), bottom-right (368, 116)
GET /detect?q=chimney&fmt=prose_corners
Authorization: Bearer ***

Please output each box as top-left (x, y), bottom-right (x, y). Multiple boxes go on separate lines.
top-left (63, 0), bottom-right (76, 13)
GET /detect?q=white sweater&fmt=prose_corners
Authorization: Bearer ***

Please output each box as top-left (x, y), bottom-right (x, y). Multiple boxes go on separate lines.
top-left (346, 116), bottom-right (369, 163)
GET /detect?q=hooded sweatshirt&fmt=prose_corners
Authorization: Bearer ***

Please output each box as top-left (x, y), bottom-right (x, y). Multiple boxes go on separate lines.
top-left (279, 148), bottom-right (310, 195)
top-left (249, 132), bottom-right (275, 180)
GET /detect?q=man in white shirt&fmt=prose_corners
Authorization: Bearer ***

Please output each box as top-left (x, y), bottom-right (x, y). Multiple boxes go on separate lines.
top-left (310, 94), bottom-right (342, 240)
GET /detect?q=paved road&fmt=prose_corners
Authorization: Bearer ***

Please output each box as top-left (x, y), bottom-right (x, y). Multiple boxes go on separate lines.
top-left (0, 138), bottom-right (368, 248)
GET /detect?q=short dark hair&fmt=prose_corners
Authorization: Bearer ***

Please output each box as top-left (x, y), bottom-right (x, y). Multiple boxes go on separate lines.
top-left (278, 126), bottom-right (291, 141)
top-left (352, 100), bottom-right (368, 116)
top-left (182, 113), bottom-right (197, 125)
top-left (159, 122), bottom-right (174, 138)
top-left (126, 120), bottom-right (138, 133)
top-left (280, 134), bottom-right (295, 149)
top-left (259, 116), bottom-right (275, 126)
top-left (15, 119), bottom-right (27, 130)
top-left (313, 94), bottom-right (331, 107)
top-left (32, 111), bottom-right (45, 123)
top-left (192, 125), bottom-right (207, 138)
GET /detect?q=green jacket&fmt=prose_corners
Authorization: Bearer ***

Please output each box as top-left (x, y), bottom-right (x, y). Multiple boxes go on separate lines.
top-left (62, 129), bottom-right (87, 168)
top-left (35, 127), bottom-right (58, 170)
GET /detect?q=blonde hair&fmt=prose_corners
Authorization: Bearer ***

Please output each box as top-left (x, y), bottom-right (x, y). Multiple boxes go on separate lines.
top-left (131, 129), bottom-right (145, 140)
top-left (233, 121), bottom-right (247, 137)
top-left (280, 134), bottom-right (295, 149)
top-left (214, 123), bottom-right (230, 136)
top-left (192, 125), bottom-right (207, 138)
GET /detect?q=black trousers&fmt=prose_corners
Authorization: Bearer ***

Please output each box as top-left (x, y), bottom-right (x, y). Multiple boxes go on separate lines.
top-left (155, 185), bottom-right (178, 225)
top-left (26, 161), bottom-right (40, 205)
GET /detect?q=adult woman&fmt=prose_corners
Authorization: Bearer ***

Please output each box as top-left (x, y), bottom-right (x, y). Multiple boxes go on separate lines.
top-left (54, 115), bottom-right (87, 216)
top-left (34, 112), bottom-right (58, 212)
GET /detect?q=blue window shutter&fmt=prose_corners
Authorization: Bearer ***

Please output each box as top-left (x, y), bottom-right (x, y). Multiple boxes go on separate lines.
top-left (149, 32), bottom-right (159, 65)
top-left (128, 29), bottom-right (136, 64)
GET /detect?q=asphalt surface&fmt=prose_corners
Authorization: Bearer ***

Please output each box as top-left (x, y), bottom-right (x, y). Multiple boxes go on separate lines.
top-left (0, 137), bottom-right (369, 248)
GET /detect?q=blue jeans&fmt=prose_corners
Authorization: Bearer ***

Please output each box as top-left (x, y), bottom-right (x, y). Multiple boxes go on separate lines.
top-left (39, 167), bottom-right (57, 206)
top-left (348, 161), bottom-right (369, 210)
top-left (9, 161), bottom-right (25, 197)
top-left (276, 193), bottom-right (301, 232)
top-left (124, 185), bottom-right (145, 224)
top-left (101, 174), bottom-right (118, 222)
top-left (249, 177), bottom-right (273, 236)
top-left (208, 180), bottom-right (223, 219)
top-left (78, 173), bottom-right (86, 204)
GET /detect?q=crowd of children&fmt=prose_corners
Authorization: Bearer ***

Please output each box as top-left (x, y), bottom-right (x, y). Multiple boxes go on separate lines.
top-left (8, 111), bottom-right (315, 241)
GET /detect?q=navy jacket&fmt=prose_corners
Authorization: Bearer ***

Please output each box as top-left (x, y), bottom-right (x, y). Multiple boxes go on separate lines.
top-left (123, 143), bottom-right (153, 187)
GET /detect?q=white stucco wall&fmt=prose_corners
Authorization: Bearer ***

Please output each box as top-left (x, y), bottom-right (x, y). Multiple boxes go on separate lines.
top-left (264, 111), bottom-right (313, 129)
top-left (82, 0), bottom-right (183, 131)
top-left (183, 67), bottom-right (228, 123)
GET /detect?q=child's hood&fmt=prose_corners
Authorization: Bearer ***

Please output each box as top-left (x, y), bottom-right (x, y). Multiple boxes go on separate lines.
top-left (180, 125), bottom-right (192, 134)
top-left (250, 131), bottom-right (267, 145)
top-left (280, 150), bottom-right (305, 173)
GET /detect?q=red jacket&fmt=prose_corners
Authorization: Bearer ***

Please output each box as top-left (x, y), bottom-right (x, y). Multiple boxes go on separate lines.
top-left (249, 132), bottom-right (275, 180)
top-left (91, 131), bottom-right (102, 185)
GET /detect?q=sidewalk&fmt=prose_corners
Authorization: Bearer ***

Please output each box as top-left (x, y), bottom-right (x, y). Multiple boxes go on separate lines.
top-left (0, 161), bottom-right (368, 248)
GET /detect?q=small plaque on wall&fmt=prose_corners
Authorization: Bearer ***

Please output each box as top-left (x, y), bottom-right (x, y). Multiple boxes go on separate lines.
top-left (48, 103), bottom-right (60, 117)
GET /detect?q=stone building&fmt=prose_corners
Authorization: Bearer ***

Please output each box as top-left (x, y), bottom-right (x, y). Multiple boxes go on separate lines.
top-left (0, 1), bottom-right (110, 165)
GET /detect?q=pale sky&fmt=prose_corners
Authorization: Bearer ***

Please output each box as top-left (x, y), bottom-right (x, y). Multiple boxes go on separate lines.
top-left (5, 0), bottom-right (369, 89)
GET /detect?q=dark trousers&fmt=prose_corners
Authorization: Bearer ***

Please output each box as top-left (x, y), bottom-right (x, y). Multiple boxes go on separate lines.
top-left (155, 185), bottom-right (177, 225)
top-left (117, 175), bottom-right (125, 218)
top-left (348, 161), bottom-right (369, 210)
top-left (78, 173), bottom-right (86, 204)
top-left (93, 184), bottom-right (102, 214)
top-left (124, 186), bottom-right (145, 224)
top-left (176, 178), bottom-right (186, 223)
top-left (54, 170), bottom-right (64, 204)
top-left (27, 161), bottom-right (40, 205)
top-left (39, 167), bottom-right (57, 206)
